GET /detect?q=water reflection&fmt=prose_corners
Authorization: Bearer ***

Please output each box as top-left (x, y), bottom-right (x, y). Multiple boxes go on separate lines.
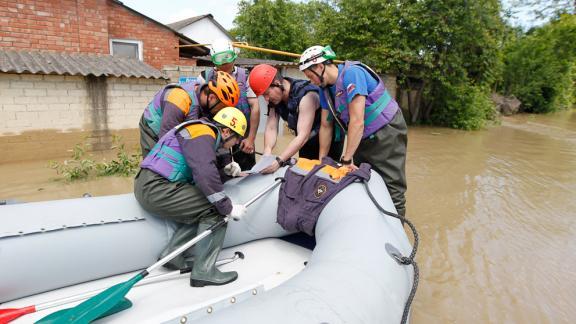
top-left (0, 110), bottom-right (575, 323)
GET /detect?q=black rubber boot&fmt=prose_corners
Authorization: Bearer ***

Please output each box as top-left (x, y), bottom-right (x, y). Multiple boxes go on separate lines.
top-left (159, 224), bottom-right (197, 270)
top-left (190, 220), bottom-right (238, 287)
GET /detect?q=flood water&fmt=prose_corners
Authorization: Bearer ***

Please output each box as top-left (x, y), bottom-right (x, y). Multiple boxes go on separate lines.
top-left (1, 110), bottom-right (575, 323)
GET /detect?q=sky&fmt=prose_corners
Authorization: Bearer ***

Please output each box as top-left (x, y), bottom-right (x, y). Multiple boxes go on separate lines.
top-left (120, 0), bottom-right (241, 29)
top-left (120, 0), bottom-right (545, 32)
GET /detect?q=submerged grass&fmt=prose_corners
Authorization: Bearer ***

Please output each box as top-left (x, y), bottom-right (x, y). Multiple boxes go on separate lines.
top-left (49, 135), bottom-right (141, 181)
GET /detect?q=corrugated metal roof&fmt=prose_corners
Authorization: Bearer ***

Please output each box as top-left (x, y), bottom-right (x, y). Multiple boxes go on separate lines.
top-left (0, 49), bottom-right (167, 79)
top-left (195, 56), bottom-right (299, 67)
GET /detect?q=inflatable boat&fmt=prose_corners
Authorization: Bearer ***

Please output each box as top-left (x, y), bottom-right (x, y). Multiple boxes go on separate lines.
top-left (0, 168), bottom-right (417, 323)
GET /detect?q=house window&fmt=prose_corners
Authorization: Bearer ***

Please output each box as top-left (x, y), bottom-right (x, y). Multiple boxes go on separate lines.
top-left (110, 39), bottom-right (143, 60)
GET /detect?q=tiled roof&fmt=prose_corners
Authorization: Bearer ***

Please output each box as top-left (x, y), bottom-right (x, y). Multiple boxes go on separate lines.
top-left (0, 49), bottom-right (167, 79)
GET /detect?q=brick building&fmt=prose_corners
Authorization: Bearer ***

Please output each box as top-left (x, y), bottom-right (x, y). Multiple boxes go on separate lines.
top-left (0, 0), bottom-right (209, 163)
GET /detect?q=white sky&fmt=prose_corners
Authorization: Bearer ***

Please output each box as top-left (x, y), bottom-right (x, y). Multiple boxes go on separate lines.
top-left (120, 0), bottom-right (240, 29)
top-left (120, 0), bottom-right (543, 32)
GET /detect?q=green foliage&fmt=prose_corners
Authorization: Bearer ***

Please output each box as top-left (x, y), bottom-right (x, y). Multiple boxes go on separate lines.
top-left (49, 136), bottom-right (141, 181)
top-left (429, 83), bottom-right (496, 130)
top-left (232, 0), bottom-right (507, 129)
top-left (48, 144), bottom-right (95, 181)
top-left (503, 14), bottom-right (576, 113)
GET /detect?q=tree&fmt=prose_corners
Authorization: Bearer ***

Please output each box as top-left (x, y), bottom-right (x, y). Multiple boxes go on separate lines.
top-left (231, 0), bottom-right (507, 129)
top-left (503, 14), bottom-right (576, 113)
top-left (230, 0), bottom-right (333, 60)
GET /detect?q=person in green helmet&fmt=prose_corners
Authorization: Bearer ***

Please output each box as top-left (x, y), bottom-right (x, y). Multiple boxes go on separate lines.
top-left (197, 39), bottom-right (261, 171)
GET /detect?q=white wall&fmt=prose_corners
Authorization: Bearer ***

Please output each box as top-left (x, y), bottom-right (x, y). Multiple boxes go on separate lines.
top-left (178, 18), bottom-right (233, 46)
top-left (0, 73), bottom-right (167, 135)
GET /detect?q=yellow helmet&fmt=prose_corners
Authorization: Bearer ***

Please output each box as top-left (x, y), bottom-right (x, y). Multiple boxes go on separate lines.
top-left (213, 107), bottom-right (247, 137)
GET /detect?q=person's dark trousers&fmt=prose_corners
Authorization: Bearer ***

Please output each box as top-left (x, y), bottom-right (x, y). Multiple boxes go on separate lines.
top-left (139, 115), bottom-right (158, 158)
top-left (134, 168), bottom-right (224, 270)
top-left (231, 144), bottom-right (256, 171)
top-left (298, 134), bottom-right (344, 161)
top-left (354, 109), bottom-right (408, 216)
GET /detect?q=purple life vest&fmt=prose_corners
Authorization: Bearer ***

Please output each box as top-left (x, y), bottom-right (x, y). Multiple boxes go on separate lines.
top-left (140, 119), bottom-right (221, 183)
top-left (143, 82), bottom-right (200, 136)
top-left (277, 157), bottom-right (371, 236)
top-left (332, 61), bottom-right (399, 138)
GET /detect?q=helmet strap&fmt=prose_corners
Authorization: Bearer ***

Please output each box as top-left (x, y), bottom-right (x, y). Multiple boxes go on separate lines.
top-left (309, 64), bottom-right (327, 86)
top-left (207, 94), bottom-right (222, 116)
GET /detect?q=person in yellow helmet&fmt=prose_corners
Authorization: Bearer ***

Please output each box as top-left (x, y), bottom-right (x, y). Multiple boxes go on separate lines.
top-left (197, 39), bottom-right (261, 171)
top-left (135, 107), bottom-right (247, 287)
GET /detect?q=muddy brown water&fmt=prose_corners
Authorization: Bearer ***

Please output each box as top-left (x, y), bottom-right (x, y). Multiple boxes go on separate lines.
top-left (1, 111), bottom-right (575, 323)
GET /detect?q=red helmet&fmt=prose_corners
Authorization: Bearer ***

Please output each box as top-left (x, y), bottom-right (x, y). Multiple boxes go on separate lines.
top-left (249, 64), bottom-right (278, 96)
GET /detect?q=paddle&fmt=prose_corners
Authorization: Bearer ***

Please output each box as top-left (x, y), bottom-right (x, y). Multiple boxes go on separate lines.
top-left (35, 179), bottom-right (282, 323)
top-left (0, 252), bottom-right (243, 324)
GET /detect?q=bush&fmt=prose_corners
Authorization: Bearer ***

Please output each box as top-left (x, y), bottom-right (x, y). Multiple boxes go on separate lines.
top-left (429, 82), bottom-right (496, 130)
top-left (49, 136), bottom-right (141, 181)
top-left (503, 14), bottom-right (576, 113)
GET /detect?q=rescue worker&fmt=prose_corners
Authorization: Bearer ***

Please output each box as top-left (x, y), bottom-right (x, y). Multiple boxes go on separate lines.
top-left (299, 45), bottom-right (408, 216)
top-left (197, 39), bottom-right (261, 170)
top-left (134, 107), bottom-right (248, 287)
top-left (139, 70), bottom-right (240, 157)
top-left (248, 64), bottom-right (343, 174)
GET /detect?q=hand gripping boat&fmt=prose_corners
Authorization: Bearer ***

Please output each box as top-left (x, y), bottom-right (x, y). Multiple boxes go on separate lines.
top-left (0, 169), bottom-right (417, 324)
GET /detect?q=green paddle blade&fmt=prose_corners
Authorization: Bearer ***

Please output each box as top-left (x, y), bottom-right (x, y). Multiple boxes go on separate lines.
top-left (35, 298), bottom-right (133, 323)
top-left (36, 273), bottom-right (143, 324)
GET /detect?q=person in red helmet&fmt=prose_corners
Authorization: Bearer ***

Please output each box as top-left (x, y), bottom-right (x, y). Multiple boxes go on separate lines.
top-left (249, 64), bottom-right (343, 174)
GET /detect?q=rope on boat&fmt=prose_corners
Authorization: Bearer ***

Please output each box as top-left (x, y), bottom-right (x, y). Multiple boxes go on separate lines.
top-left (363, 181), bottom-right (419, 324)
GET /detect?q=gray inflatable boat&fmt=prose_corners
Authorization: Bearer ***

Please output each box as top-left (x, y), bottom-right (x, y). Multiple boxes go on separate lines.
top-left (0, 169), bottom-right (417, 323)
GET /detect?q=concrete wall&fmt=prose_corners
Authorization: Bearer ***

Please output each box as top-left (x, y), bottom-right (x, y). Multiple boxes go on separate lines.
top-left (0, 73), bottom-right (167, 162)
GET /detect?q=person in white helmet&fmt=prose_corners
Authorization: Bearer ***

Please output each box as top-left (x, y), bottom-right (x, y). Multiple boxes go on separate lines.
top-left (299, 45), bottom-right (408, 216)
top-left (196, 39), bottom-right (260, 171)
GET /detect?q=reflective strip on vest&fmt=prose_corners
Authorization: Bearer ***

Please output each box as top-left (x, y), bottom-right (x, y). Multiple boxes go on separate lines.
top-left (140, 120), bottom-right (221, 183)
top-left (206, 191), bottom-right (226, 203)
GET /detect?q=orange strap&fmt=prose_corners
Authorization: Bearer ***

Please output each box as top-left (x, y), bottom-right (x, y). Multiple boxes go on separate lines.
top-left (294, 158), bottom-right (351, 180)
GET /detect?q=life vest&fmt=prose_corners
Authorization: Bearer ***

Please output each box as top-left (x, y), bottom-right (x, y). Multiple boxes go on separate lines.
top-left (140, 120), bottom-right (221, 183)
top-left (142, 82), bottom-right (199, 136)
top-left (277, 157), bottom-right (371, 236)
top-left (204, 67), bottom-right (250, 118)
top-left (328, 61), bottom-right (400, 140)
top-left (273, 78), bottom-right (321, 136)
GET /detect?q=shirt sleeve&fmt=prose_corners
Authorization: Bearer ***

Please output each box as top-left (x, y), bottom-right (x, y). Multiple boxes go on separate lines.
top-left (319, 88), bottom-right (329, 110)
top-left (177, 126), bottom-right (233, 216)
top-left (342, 66), bottom-right (369, 104)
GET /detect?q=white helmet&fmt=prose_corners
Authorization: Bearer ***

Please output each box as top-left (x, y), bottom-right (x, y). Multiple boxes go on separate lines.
top-left (299, 45), bottom-right (337, 71)
top-left (210, 39), bottom-right (238, 65)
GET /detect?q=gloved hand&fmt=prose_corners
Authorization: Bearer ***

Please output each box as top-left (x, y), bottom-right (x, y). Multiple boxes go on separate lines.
top-left (223, 161), bottom-right (242, 177)
top-left (229, 204), bottom-right (247, 221)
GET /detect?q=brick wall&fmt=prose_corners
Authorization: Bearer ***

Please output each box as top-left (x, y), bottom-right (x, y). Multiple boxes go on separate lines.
top-left (106, 1), bottom-right (182, 70)
top-left (0, 0), bottom-right (193, 69)
top-left (0, 0), bottom-right (108, 53)
top-left (0, 73), bottom-right (167, 162)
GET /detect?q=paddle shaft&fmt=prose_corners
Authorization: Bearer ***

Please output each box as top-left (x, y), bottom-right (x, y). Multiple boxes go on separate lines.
top-left (35, 252), bottom-right (239, 311)
top-left (146, 179), bottom-right (282, 274)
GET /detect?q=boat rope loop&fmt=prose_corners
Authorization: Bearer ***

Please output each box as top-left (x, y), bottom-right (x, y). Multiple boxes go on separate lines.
top-left (362, 181), bottom-right (419, 324)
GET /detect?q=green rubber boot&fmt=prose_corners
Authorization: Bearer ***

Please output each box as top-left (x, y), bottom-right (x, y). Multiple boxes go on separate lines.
top-left (190, 220), bottom-right (238, 287)
top-left (159, 224), bottom-right (197, 270)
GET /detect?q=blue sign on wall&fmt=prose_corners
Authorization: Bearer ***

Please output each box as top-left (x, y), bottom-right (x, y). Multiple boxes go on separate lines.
top-left (178, 76), bottom-right (197, 84)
